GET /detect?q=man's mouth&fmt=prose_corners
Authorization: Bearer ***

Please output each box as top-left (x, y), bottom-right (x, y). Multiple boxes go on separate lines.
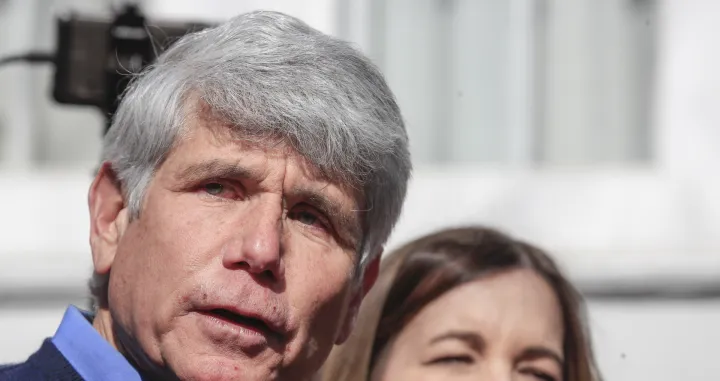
top-left (199, 308), bottom-right (276, 338)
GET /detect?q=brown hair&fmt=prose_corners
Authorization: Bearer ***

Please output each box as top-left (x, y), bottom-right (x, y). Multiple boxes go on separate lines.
top-left (320, 226), bottom-right (601, 381)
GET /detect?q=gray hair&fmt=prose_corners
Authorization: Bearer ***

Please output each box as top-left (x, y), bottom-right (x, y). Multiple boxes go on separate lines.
top-left (90, 11), bottom-right (411, 308)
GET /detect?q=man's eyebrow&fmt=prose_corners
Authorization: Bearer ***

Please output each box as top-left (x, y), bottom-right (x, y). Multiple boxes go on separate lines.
top-left (175, 160), bottom-right (265, 183)
top-left (286, 187), bottom-right (362, 250)
top-left (429, 331), bottom-right (485, 352)
top-left (518, 346), bottom-right (565, 368)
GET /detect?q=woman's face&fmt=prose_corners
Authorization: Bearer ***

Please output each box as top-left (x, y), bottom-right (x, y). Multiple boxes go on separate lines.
top-left (371, 269), bottom-right (565, 381)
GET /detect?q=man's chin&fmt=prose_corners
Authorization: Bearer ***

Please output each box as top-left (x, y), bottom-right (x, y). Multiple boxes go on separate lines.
top-left (158, 323), bottom-right (287, 381)
top-left (168, 357), bottom-right (278, 381)
top-left (172, 359), bottom-right (322, 381)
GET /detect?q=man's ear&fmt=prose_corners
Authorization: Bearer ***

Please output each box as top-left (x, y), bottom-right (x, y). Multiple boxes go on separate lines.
top-left (88, 163), bottom-right (129, 276)
top-left (335, 248), bottom-right (383, 345)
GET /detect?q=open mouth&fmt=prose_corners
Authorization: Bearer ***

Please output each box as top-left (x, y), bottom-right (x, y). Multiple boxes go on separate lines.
top-left (201, 308), bottom-right (274, 336)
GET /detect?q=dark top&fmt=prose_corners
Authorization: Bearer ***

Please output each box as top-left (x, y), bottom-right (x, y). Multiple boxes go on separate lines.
top-left (0, 339), bottom-right (84, 381)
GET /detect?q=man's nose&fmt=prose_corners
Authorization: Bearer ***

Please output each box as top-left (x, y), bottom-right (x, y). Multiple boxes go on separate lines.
top-left (222, 197), bottom-right (284, 282)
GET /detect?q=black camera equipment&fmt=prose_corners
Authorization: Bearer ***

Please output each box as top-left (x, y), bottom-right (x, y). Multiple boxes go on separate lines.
top-left (0, 3), bottom-right (209, 133)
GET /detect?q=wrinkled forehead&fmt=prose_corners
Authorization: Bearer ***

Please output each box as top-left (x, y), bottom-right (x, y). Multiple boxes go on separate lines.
top-left (185, 100), bottom-right (364, 202)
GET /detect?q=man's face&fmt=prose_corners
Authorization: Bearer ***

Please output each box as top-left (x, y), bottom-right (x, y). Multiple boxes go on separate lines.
top-left (90, 109), bottom-right (371, 380)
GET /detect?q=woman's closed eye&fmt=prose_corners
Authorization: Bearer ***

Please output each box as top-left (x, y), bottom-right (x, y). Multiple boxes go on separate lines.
top-left (424, 354), bottom-right (474, 366)
top-left (520, 368), bottom-right (558, 381)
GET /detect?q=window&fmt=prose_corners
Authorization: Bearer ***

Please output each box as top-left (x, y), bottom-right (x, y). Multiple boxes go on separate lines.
top-left (354, 0), bottom-right (657, 165)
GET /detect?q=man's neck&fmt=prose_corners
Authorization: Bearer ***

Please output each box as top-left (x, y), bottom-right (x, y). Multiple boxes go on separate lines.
top-left (92, 308), bottom-right (119, 350)
top-left (91, 308), bottom-right (178, 380)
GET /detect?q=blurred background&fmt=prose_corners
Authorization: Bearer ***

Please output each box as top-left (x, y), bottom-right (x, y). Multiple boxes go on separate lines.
top-left (0, 0), bottom-right (718, 379)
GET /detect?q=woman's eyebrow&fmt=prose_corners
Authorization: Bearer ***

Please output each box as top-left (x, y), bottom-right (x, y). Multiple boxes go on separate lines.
top-left (518, 346), bottom-right (565, 368)
top-left (428, 330), bottom-right (485, 352)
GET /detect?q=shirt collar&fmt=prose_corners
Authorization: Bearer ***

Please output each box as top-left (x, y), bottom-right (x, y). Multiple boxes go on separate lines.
top-left (52, 305), bottom-right (143, 381)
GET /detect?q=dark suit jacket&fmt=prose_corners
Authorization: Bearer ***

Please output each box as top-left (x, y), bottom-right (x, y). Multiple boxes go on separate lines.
top-left (0, 339), bottom-right (83, 381)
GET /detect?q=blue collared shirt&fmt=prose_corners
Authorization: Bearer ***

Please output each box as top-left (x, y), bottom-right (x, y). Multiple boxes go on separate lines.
top-left (51, 306), bottom-right (143, 381)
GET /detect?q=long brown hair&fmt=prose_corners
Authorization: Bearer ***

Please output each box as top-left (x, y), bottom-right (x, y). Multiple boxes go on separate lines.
top-left (320, 226), bottom-right (601, 381)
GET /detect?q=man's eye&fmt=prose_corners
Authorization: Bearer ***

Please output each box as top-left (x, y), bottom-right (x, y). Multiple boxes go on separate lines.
top-left (204, 183), bottom-right (225, 195)
top-left (294, 211), bottom-right (318, 226)
top-left (288, 206), bottom-right (328, 231)
top-left (200, 182), bottom-right (242, 199)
